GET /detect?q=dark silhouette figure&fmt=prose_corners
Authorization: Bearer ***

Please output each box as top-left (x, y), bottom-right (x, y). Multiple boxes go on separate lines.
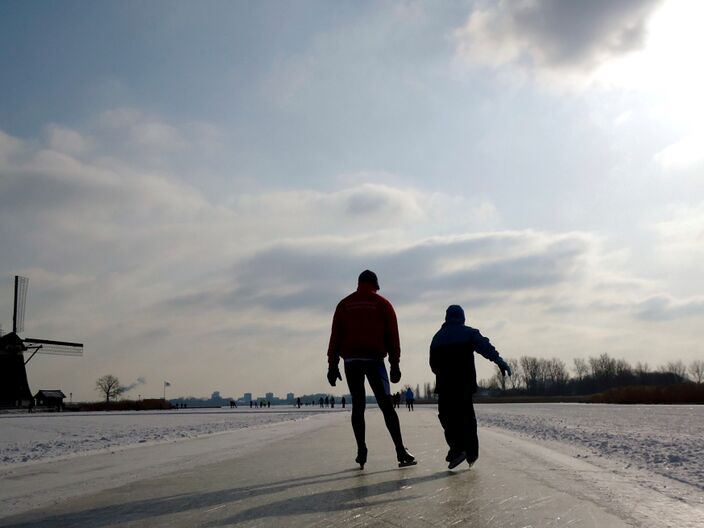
top-left (319, 397), bottom-right (324, 408)
top-left (430, 305), bottom-right (511, 469)
top-left (327, 270), bottom-right (416, 469)
top-left (405, 387), bottom-right (414, 411)
top-left (230, 400), bottom-right (236, 408)
top-left (330, 396), bottom-right (335, 408)
top-left (250, 401), bottom-right (253, 408)
top-left (324, 396), bottom-right (329, 407)
top-left (341, 396), bottom-right (346, 408)
top-left (296, 397), bottom-right (302, 408)
top-left (267, 400), bottom-right (271, 408)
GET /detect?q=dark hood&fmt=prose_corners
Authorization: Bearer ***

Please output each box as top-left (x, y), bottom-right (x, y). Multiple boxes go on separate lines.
top-left (444, 305), bottom-right (465, 325)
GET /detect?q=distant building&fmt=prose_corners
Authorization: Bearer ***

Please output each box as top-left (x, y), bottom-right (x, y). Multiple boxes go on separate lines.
top-left (243, 393), bottom-right (252, 403)
top-left (265, 392), bottom-right (274, 401)
top-left (286, 392), bottom-right (294, 402)
top-left (34, 390), bottom-right (65, 411)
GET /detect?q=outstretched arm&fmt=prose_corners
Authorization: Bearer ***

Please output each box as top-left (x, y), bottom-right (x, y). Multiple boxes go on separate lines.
top-left (473, 330), bottom-right (511, 376)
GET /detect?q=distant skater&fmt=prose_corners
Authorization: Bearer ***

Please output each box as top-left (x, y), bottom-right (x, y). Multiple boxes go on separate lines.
top-left (330, 396), bottom-right (335, 408)
top-left (319, 397), bottom-right (324, 408)
top-left (327, 270), bottom-right (416, 469)
top-left (341, 396), bottom-right (346, 408)
top-left (297, 397), bottom-right (302, 408)
top-left (405, 387), bottom-right (414, 411)
top-left (430, 305), bottom-right (511, 469)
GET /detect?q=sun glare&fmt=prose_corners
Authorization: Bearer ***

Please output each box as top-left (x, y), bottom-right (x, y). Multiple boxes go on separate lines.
top-left (595, 0), bottom-right (704, 127)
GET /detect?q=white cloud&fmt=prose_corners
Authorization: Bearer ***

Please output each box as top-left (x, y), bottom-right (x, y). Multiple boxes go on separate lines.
top-left (654, 134), bottom-right (704, 171)
top-left (45, 124), bottom-right (91, 155)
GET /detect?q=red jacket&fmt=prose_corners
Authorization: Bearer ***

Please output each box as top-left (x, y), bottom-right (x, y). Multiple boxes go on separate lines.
top-left (327, 284), bottom-right (401, 367)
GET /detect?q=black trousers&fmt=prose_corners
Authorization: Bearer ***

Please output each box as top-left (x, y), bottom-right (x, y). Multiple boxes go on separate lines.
top-left (437, 391), bottom-right (478, 461)
top-left (344, 360), bottom-right (404, 451)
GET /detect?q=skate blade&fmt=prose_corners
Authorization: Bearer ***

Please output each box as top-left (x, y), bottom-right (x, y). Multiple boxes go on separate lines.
top-left (398, 460), bottom-right (417, 468)
top-left (448, 452), bottom-right (467, 470)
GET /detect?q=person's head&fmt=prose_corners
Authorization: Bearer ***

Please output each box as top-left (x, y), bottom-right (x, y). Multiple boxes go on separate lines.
top-left (445, 305), bottom-right (465, 324)
top-left (358, 269), bottom-right (380, 291)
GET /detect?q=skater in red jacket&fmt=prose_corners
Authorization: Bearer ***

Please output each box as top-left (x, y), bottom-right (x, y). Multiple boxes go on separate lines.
top-left (327, 270), bottom-right (416, 469)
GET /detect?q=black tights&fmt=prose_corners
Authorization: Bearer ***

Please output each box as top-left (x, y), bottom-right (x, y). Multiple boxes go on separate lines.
top-left (344, 360), bottom-right (404, 451)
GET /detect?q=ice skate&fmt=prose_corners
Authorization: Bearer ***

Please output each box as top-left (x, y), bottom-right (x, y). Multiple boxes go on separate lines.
top-left (447, 451), bottom-right (466, 470)
top-left (355, 447), bottom-right (368, 469)
top-left (396, 447), bottom-right (417, 468)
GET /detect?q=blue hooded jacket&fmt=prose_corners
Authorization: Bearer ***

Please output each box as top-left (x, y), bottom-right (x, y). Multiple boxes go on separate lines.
top-left (429, 305), bottom-right (502, 394)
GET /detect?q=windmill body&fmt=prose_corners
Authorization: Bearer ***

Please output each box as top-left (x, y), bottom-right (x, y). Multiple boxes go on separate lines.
top-left (0, 332), bottom-right (32, 405)
top-left (0, 276), bottom-right (83, 407)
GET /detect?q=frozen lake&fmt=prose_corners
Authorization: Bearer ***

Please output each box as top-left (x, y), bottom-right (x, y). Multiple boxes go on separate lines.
top-left (1, 404), bottom-right (702, 527)
top-left (1, 402), bottom-right (702, 492)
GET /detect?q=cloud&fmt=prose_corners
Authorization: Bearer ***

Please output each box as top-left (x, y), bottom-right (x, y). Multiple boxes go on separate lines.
top-left (455, 0), bottom-right (662, 82)
top-left (654, 134), bottom-right (704, 170)
top-left (633, 295), bottom-right (704, 321)
top-left (161, 230), bottom-right (593, 317)
top-left (652, 203), bottom-right (704, 256)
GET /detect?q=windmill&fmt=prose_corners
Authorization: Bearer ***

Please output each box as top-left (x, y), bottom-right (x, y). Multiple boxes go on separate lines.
top-left (0, 276), bottom-right (83, 407)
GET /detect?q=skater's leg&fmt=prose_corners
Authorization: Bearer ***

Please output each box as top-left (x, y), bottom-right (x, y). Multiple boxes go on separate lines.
top-left (365, 361), bottom-right (404, 450)
top-left (344, 361), bottom-right (367, 451)
top-left (464, 400), bottom-right (479, 463)
top-left (438, 392), bottom-right (462, 456)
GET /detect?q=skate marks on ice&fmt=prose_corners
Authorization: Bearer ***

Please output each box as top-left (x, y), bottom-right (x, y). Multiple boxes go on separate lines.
top-left (0, 461), bottom-right (626, 528)
top-left (479, 427), bottom-right (704, 528)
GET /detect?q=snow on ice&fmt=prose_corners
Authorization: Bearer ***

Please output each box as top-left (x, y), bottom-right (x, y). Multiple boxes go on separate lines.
top-left (476, 403), bottom-right (704, 491)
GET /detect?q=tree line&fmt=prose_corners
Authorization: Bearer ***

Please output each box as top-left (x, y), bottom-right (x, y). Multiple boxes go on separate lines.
top-left (418, 354), bottom-right (703, 398)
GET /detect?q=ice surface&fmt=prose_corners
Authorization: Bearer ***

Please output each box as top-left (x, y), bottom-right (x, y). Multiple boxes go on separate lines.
top-left (2, 407), bottom-right (702, 528)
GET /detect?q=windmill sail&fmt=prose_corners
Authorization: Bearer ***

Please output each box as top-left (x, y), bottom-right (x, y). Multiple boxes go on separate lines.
top-left (23, 338), bottom-right (83, 356)
top-left (13, 276), bottom-right (29, 334)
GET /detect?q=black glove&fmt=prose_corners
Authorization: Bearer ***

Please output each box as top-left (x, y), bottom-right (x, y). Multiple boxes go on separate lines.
top-left (327, 366), bottom-right (342, 386)
top-left (497, 358), bottom-right (512, 377)
top-left (389, 364), bottom-right (401, 384)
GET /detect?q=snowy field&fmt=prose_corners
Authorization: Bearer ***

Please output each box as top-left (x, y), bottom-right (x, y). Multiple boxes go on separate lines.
top-left (0, 407), bottom-right (333, 465)
top-left (476, 403), bottom-right (704, 491)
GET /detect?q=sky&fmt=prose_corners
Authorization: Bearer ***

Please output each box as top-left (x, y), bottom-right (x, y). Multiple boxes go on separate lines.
top-left (1, 0), bottom-right (703, 401)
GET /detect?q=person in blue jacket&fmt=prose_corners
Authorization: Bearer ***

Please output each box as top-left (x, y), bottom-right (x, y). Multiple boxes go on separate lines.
top-left (430, 305), bottom-right (511, 469)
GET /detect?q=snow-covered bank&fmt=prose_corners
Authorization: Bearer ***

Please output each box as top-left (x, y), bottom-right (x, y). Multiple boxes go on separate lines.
top-left (476, 403), bottom-right (704, 491)
top-left (0, 408), bottom-right (338, 465)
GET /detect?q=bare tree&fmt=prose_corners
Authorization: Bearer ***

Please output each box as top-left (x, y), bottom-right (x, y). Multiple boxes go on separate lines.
top-left (520, 356), bottom-right (542, 394)
top-left (688, 360), bottom-right (704, 383)
top-left (507, 358), bottom-right (522, 389)
top-left (573, 357), bottom-right (589, 380)
top-left (661, 360), bottom-right (687, 380)
top-left (95, 375), bottom-right (125, 403)
top-left (491, 365), bottom-right (507, 391)
top-left (589, 353), bottom-right (617, 380)
top-left (635, 362), bottom-right (650, 376)
top-left (546, 358), bottom-right (569, 390)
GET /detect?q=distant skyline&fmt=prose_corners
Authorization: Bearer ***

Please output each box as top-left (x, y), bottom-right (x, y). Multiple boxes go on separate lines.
top-left (1, 0), bottom-right (703, 401)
